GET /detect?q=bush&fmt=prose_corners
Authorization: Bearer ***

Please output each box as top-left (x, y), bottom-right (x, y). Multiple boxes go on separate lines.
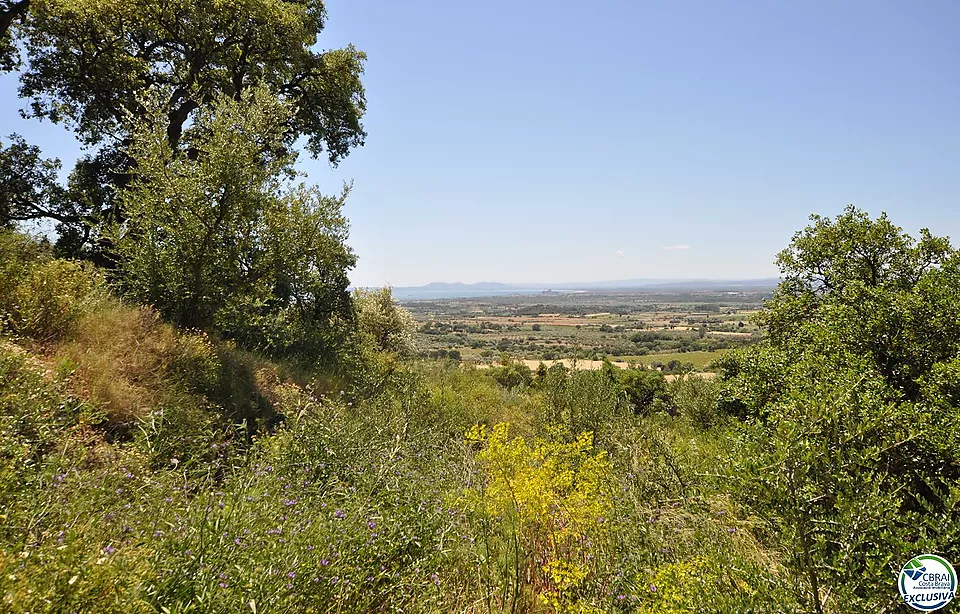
top-left (354, 287), bottom-right (416, 356)
top-left (668, 374), bottom-right (722, 429)
top-left (488, 361), bottom-right (533, 389)
top-left (619, 368), bottom-right (671, 415)
top-left (11, 259), bottom-right (102, 339)
top-left (0, 230), bottom-right (103, 340)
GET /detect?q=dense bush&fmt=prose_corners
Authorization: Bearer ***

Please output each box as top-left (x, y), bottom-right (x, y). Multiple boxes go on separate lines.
top-left (0, 230), bottom-right (103, 340)
top-left (718, 208), bottom-right (960, 612)
top-left (618, 369), bottom-right (672, 415)
top-left (109, 89), bottom-right (357, 364)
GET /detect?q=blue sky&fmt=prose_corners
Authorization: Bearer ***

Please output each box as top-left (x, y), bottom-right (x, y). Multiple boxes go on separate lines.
top-left (3, 0), bottom-right (959, 287)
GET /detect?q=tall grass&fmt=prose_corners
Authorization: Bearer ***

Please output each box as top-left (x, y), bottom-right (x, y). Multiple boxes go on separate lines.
top-left (0, 230), bottom-right (798, 612)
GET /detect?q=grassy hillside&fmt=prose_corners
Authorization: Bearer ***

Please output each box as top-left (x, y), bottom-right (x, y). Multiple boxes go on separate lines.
top-left (4, 207), bottom-right (960, 614)
top-left (0, 230), bottom-right (794, 613)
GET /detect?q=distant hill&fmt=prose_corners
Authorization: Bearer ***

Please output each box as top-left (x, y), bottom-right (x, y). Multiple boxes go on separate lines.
top-left (386, 278), bottom-right (780, 300)
top-left (417, 281), bottom-right (513, 291)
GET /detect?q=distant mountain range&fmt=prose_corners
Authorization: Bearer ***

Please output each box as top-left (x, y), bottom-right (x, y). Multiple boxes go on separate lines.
top-left (386, 278), bottom-right (780, 300)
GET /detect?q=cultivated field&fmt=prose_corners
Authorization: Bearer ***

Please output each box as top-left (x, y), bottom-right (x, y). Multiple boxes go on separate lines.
top-left (404, 287), bottom-right (770, 373)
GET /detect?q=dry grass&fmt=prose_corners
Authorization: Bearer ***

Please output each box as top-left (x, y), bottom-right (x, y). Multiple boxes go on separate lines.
top-left (55, 302), bottom-right (179, 426)
top-left (47, 299), bottom-right (301, 432)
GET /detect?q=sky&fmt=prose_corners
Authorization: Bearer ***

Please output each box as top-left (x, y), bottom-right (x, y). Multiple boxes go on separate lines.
top-left (3, 0), bottom-right (960, 287)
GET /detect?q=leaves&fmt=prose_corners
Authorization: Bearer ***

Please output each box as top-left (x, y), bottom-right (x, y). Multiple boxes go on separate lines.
top-left (16, 0), bottom-right (366, 162)
top-left (109, 86), bottom-right (355, 358)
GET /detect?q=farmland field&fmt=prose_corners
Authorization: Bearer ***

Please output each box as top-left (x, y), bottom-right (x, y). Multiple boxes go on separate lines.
top-left (403, 287), bottom-right (771, 373)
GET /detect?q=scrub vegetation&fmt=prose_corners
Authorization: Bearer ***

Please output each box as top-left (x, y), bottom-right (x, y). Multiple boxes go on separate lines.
top-left (2, 2), bottom-right (960, 612)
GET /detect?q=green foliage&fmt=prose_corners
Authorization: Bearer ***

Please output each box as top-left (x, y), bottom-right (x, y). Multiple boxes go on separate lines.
top-left (0, 230), bottom-right (103, 339)
top-left (9, 259), bottom-right (103, 339)
top-left (354, 287), bottom-right (416, 356)
top-left (0, 133), bottom-right (63, 227)
top-left (618, 368), bottom-right (671, 415)
top-left (15, 0), bottom-right (366, 160)
top-left (540, 367), bottom-right (621, 440)
top-left (0, 311), bottom-right (788, 613)
top-left (8, 208), bottom-right (960, 612)
top-left (489, 361), bottom-right (533, 390)
top-left (667, 374), bottom-right (723, 429)
top-left (721, 207), bottom-right (960, 612)
top-left (5, 0), bottom-right (365, 259)
top-left (109, 87), bottom-right (356, 360)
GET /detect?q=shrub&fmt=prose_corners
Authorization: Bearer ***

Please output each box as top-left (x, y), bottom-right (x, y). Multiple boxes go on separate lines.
top-left (668, 374), bottom-right (722, 429)
top-left (619, 369), bottom-right (671, 415)
top-left (540, 367), bottom-right (625, 439)
top-left (0, 231), bottom-right (103, 340)
top-left (354, 287), bottom-right (416, 355)
top-left (489, 361), bottom-right (533, 389)
top-left (461, 422), bottom-right (611, 612)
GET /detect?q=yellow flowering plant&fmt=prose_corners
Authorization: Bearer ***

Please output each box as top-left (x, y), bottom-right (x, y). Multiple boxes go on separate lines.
top-left (462, 422), bottom-right (611, 613)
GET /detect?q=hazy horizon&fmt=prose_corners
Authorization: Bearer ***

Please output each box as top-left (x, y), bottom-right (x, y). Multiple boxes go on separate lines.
top-left (381, 276), bottom-right (780, 288)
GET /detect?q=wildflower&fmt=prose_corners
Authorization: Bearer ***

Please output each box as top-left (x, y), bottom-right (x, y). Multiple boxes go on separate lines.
top-left (102, 545), bottom-right (116, 555)
top-left (367, 520), bottom-right (376, 529)
top-left (649, 585), bottom-right (657, 592)
top-left (334, 509), bottom-right (345, 519)
top-left (288, 571), bottom-right (296, 579)
top-left (321, 559), bottom-right (329, 566)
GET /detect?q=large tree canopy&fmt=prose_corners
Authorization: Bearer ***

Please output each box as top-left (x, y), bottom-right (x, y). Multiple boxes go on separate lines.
top-left (0, 133), bottom-right (62, 227)
top-left (109, 86), bottom-right (356, 359)
top-left (1, 0), bottom-right (366, 256)
top-left (15, 0), bottom-right (366, 159)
